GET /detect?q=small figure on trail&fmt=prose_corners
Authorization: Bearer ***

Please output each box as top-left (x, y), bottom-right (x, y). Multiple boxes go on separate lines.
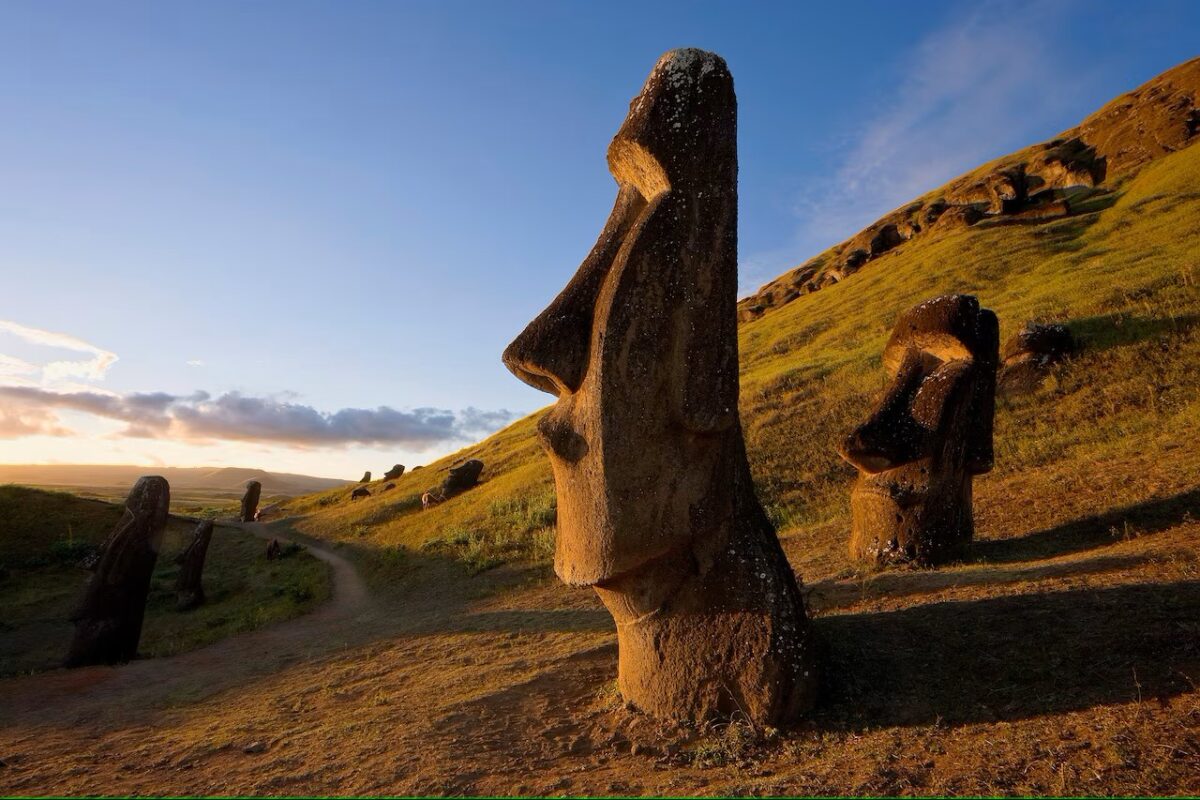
top-left (265, 538), bottom-right (282, 560)
top-left (421, 491), bottom-right (444, 510)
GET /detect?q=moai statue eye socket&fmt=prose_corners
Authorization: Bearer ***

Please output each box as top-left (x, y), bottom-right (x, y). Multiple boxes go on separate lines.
top-left (503, 49), bottom-right (819, 725)
top-left (838, 294), bottom-right (999, 566)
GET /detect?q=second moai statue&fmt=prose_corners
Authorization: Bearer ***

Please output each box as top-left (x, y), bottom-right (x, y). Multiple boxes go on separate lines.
top-left (503, 49), bottom-right (819, 725)
top-left (65, 476), bottom-right (170, 667)
top-left (240, 480), bottom-right (261, 523)
top-left (174, 519), bottom-right (214, 611)
top-left (838, 294), bottom-right (999, 566)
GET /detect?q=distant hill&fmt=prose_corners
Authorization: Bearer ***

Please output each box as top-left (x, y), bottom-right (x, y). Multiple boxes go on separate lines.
top-left (738, 55), bottom-right (1200, 321)
top-left (0, 464), bottom-right (351, 497)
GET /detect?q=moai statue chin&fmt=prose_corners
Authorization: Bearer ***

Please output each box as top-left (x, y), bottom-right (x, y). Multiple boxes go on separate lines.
top-left (65, 476), bottom-right (170, 667)
top-left (838, 294), bottom-right (999, 566)
top-left (503, 48), bottom-right (819, 725)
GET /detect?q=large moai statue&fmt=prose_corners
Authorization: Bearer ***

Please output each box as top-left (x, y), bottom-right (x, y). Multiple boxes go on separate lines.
top-left (502, 49), bottom-right (819, 725)
top-left (174, 519), bottom-right (214, 611)
top-left (240, 480), bottom-right (261, 523)
top-left (838, 294), bottom-right (999, 566)
top-left (65, 476), bottom-right (170, 667)
top-left (383, 463), bottom-right (406, 481)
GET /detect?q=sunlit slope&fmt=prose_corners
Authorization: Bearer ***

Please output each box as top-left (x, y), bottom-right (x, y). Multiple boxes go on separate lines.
top-left (286, 142), bottom-right (1200, 576)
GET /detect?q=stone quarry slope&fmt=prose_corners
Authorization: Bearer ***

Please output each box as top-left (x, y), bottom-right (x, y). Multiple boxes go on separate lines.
top-left (738, 55), bottom-right (1200, 322)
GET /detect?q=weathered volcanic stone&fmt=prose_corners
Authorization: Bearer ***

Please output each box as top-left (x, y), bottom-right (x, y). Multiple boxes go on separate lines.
top-left (65, 476), bottom-right (170, 667)
top-left (359, 471), bottom-right (371, 484)
top-left (502, 48), bottom-right (819, 725)
top-left (240, 480), bottom-right (261, 523)
top-left (174, 519), bottom-right (214, 611)
top-left (440, 459), bottom-right (484, 497)
top-left (999, 321), bottom-right (1076, 394)
top-left (838, 294), bottom-right (999, 566)
top-left (383, 464), bottom-right (406, 481)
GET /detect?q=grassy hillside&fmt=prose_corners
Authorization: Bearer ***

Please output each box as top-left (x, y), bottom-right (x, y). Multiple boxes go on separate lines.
top-left (0, 486), bottom-right (332, 674)
top-left (284, 140), bottom-right (1200, 587)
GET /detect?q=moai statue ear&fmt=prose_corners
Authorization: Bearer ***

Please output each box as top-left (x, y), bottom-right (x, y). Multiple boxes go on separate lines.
top-left (965, 307), bottom-right (999, 474)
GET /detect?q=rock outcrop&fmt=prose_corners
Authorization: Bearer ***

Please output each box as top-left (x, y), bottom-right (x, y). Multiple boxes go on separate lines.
top-left (999, 322), bottom-right (1076, 394)
top-left (503, 49), bottom-right (819, 725)
top-left (65, 476), bottom-right (170, 667)
top-left (174, 519), bottom-right (214, 611)
top-left (838, 295), bottom-right (999, 566)
top-left (739, 56), bottom-right (1200, 322)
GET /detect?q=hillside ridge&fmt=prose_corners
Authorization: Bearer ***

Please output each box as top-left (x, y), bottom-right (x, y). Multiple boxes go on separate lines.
top-left (738, 55), bottom-right (1200, 322)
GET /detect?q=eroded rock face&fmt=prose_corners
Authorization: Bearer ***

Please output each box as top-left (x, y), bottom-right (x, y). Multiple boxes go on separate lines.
top-left (175, 519), bottom-right (214, 611)
top-left (839, 295), bottom-right (999, 566)
top-left (65, 476), bottom-right (170, 667)
top-left (383, 464), bottom-right (405, 481)
top-left (502, 49), bottom-right (819, 725)
top-left (440, 459), bottom-right (484, 498)
top-left (240, 480), bottom-right (261, 523)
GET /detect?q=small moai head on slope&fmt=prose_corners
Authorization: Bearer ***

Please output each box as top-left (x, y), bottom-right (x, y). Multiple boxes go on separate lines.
top-left (838, 294), bottom-right (999, 566)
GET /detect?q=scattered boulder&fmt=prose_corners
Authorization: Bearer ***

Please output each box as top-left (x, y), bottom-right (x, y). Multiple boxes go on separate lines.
top-left (383, 464), bottom-right (406, 481)
top-left (240, 480), bottom-right (261, 523)
top-left (440, 459), bottom-right (484, 498)
top-left (838, 294), bottom-right (999, 566)
top-left (351, 487), bottom-right (371, 501)
top-left (174, 519), bottom-right (214, 611)
top-left (999, 322), bottom-right (1076, 394)
top-left (65, 476), bottom-right (171, 667)
top-left (359, 471), bottom-right (371, 483)
top-left (501, 49), bottom-right (819, 725)
top-left (383, 482), bottom-right (396, 491)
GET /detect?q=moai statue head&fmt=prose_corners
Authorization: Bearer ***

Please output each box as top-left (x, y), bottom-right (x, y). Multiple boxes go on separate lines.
top-left (503, 49), bottom-right (818, 724)
top-left (240, 480), bottom-right (262, 523)
top-left (838, 294), bottom-right (998, 566)
top-left (65, 476), bottom-right (170, 667)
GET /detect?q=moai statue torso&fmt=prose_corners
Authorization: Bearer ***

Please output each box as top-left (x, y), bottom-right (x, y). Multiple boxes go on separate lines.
top-left (839, 294), bottom-right (999, 566)
top-left (503, 49), bottom-right (819, 725)
top-left (65, 476), bottom-right (170, 667)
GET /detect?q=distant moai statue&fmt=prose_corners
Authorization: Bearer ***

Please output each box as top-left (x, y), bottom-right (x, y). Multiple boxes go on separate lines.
top-left (440, 459), bottom-right (484, 498)
top-left (240, 480), bottom-right (261, 523)
top-left (65, 476), bottom-right (170, 667)
top-left (383, 464), bottom-right (406, 481)
top-left (502, 49), bottom-right (819, 725)
top-left (359, 471), bottom-right (372, 483)
top-left (838, 294), bottom-right (999, 566)
top-left (174, 519), bottom-right (214, 611)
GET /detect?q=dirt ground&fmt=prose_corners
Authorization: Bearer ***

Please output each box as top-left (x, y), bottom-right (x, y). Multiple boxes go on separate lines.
top-left (1, 476), bottom-right (1198, 796)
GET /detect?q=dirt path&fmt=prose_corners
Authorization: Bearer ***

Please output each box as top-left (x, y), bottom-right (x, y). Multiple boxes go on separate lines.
top-left (0, 521), bottom-right (372, 728)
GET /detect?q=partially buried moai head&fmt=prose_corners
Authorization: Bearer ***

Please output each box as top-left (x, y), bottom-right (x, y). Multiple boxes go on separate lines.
top-left (502, 49), bottom-right (818, 725)
top-left (502, 48), bottom-right (740, 586)
top-left (839, 294), bottom-right (999, 566)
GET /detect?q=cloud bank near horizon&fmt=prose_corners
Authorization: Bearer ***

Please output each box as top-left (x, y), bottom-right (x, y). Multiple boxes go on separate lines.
top-left (0, 385), bottom-right (523, 449)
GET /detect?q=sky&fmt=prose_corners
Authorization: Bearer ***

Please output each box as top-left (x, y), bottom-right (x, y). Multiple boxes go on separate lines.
top-left (1, 0), bottom-right (1197, 479)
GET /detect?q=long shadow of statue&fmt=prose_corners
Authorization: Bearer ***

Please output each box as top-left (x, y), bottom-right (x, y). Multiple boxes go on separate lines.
top-left (813, 579), bottom-right (1200, 729)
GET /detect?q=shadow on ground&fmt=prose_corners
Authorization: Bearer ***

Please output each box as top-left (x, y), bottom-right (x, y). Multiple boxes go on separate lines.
top-left (814, 580), bottom-right (1200, 730)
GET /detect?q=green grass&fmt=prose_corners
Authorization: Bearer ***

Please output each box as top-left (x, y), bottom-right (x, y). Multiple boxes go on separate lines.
top-left (282, 141), bottom-right (1200, 583)
top-left (0, 486), bottom-right (332, 675)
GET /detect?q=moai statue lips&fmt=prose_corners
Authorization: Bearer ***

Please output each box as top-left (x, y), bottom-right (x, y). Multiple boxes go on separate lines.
top-left (503, 49), bottom-right (818, 724)
top-left (838, 294), bottom-right (999, 565)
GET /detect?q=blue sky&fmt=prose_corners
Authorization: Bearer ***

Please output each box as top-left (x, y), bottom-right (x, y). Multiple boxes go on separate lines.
top-left (1, 0), bottom-right (1197, 478)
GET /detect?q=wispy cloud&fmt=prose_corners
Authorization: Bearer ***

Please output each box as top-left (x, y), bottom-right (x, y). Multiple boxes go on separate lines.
top-left (743, 0), bottom-right (1092, 294)
top-left (0, 319), bottom-right (119, 383)
top-left (186, 359), bottom-right (205, 367)
top-left (0, 385), bottom-right (522, 448)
